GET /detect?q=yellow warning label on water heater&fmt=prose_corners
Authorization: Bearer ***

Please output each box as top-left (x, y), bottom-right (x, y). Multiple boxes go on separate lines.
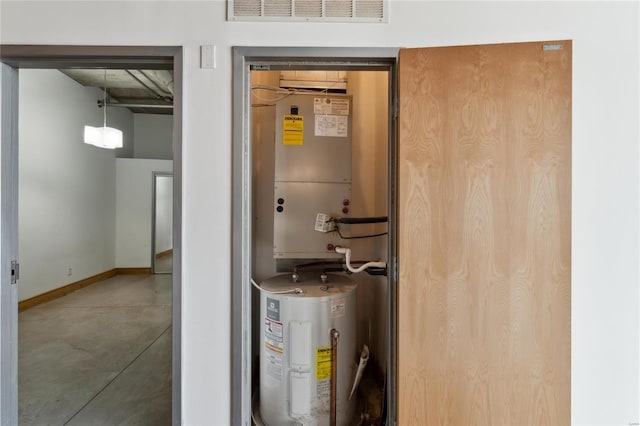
top-left (316, 346), bottom-right (332, 380)
top-left (283, 115), bottom-right (304, 146)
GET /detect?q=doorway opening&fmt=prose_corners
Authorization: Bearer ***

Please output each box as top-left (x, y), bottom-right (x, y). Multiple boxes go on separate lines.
top-left (153, 172), bottom-right (174, 275)
top-left (232, 47), bottom-right (399, 425)
top-left (0, 45), bottom-right (183, 425)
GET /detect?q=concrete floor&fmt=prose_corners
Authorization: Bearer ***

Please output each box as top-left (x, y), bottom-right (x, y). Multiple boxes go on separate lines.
top-left (19, 273), bottom-right (172, 426)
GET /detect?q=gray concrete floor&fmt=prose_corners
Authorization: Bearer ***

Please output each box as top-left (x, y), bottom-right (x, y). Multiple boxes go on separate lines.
top-left (19, 273), bottom-right (172, 426)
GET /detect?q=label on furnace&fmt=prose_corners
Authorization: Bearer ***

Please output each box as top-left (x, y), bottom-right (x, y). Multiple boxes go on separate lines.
top-left (314, 115), bottom-right (348, 138)
top-left (283, 115), bottom-right (304, 146)
top-left (314, 97), bottom-right (349, 116)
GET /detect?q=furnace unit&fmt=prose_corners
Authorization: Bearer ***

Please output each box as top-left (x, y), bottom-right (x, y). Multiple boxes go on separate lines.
top-left (273, 93), bottom-right (352, 260)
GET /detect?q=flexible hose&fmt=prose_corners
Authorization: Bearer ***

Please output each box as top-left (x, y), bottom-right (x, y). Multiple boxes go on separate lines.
top-left (334, 247), bottom-right (386, 274)
top-left (251, 278), bottom-right (302, 294)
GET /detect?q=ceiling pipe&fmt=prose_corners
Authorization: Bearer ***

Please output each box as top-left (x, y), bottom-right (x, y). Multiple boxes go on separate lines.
top-left (97, 100), bottom-right (173, 109)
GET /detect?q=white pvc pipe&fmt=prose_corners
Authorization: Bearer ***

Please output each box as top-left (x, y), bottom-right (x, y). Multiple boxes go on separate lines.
top-left (334, 247), bottom-right (386, 274)
top-left (349, 344), bottom-right (369, 400)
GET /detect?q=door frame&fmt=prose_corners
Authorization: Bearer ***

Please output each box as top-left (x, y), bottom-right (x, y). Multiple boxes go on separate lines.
top-left (231, 46), bottom-right (399, 425)
top-left (152, 171), bottom-right (174, 275)
top-left (0, 45), bottom-right (183, 425)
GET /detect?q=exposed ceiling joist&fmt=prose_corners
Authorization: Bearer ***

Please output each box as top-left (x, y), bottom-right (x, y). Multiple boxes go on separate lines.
top-left (60, 68), bottom-right (174, 115)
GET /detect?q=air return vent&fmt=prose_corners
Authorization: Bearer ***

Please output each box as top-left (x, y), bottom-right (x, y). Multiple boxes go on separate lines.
top-left (228, 0), bottom-right (387, 22)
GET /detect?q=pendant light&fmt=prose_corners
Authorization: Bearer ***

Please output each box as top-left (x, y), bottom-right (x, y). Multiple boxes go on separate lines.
top-left (84, 70), bottom-right (123, 149)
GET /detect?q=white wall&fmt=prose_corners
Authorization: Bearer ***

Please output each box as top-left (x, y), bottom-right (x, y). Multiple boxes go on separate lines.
top-left (133, 113), bottom-right (173, 160)
top-left (18, 69), bottom-right (133, 301)
top-left (115, 158), bottom-right (172, 268)
top-left (1, 2), bottom-right (638, 424)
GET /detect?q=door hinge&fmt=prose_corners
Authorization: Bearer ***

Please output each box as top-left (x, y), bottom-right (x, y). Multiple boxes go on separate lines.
top-left (11, 260), bottom-right (19, 285)
top-left (392, 97), bottom-right (399, 120)
top-left (393, 256), bottom-right (398, 283)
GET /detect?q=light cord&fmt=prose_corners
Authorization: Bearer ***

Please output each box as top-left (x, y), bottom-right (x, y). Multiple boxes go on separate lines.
top-left (103, 70), bottom-right (107, 127)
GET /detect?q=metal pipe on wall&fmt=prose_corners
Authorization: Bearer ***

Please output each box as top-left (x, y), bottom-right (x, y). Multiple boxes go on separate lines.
top-left (330, 328), bottom-right (340, 426)
top-left (97, 100), bottom-right (173, 109)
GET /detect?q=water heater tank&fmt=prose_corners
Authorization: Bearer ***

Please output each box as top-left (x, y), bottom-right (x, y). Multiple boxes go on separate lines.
top-left (259, 273), bottom-right (357, 426)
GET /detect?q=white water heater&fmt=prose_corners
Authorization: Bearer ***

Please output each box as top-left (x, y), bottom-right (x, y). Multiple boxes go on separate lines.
top-left (259, 273), bottom-right (357, 426)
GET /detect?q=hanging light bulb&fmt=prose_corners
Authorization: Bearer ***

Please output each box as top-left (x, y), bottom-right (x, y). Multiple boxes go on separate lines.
top-left (84, 70), bottom-right (123, 149)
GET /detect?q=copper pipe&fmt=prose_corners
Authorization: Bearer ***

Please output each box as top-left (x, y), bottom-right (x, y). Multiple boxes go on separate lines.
top-left (330, 328), bottom-right (340, 426)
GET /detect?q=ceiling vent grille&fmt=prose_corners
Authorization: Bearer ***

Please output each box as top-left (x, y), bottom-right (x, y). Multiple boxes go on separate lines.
top-left (233, 0), bottom-right (262, 16)
top-left (355, 0), bottom-right (384, 18)
top-left (264, 0), bottom-right (293, 16)
top-left (229, 0), bottom-right (387, 22)
top-left (295, 0), bottom-right (323, 17)
top-left (325, 0), bottom-right (352, 18)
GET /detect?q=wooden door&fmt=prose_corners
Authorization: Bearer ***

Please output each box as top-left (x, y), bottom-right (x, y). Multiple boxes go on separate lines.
top-left (398, 41), bottom-right (571, 425)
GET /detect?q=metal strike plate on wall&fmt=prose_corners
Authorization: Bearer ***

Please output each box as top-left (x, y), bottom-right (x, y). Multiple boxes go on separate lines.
top-left (11, 260), bottom-right (19, 285)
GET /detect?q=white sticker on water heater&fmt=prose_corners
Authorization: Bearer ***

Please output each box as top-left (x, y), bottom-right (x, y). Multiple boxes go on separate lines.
top-left (331, 298), bottom-right (346, 318)
top-left (265, 352), bottom-right (283, 381)
top-left (265, 317), bottom-right (284, 381)
top-left (265, 317), bottom-right (283, 352)
top-left (316, 379), bottom-right (331, 410)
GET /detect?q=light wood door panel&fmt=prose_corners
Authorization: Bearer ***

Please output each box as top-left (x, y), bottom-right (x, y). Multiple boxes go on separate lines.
top-left (398, 41), bottom-right (571, 425)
